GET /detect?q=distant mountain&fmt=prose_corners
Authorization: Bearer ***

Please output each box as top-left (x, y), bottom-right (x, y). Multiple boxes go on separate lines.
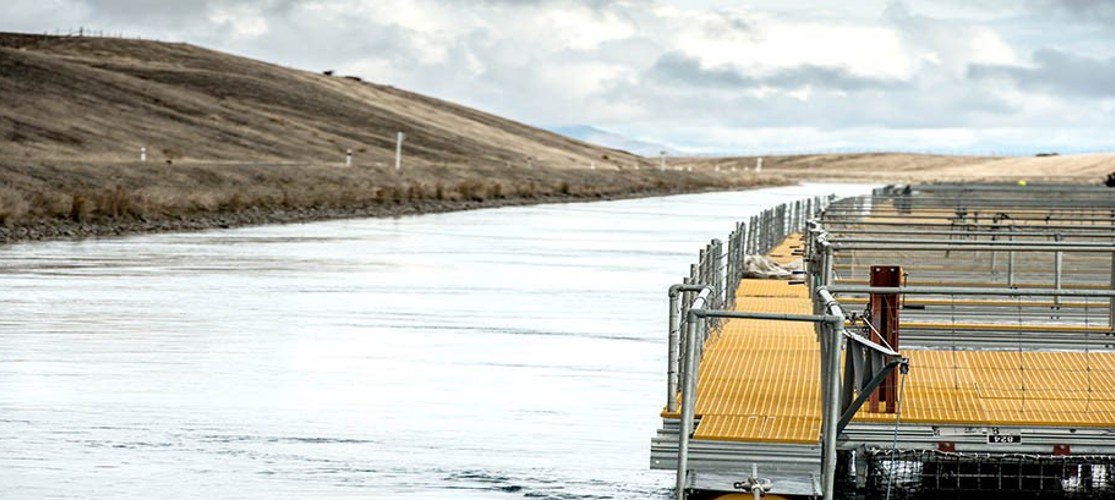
top-left (550, 125), bottom-right (679, 157)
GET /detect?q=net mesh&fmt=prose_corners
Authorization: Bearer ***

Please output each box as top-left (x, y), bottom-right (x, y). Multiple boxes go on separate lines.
top-left (863, 449), bottom-right (1115, 500)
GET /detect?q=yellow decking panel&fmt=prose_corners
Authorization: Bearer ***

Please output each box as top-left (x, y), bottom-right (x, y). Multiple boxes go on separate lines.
top-left (854, 350), bottom-right (1115, 427)
top-left (675, 233), bottom-right (1115, 447)
top-left (688, 233), bottom-right (825, 444)
top-left (691, 292), bottom-right (821, 443)
top-left (737, 280), bottom-right (810, 299)
top-left (766, 236), bottom-right (803, 265)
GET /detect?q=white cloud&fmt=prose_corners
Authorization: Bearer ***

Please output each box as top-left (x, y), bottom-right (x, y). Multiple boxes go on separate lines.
top-left (680, 19), bottom-right (914, 80)
top-left (208, 4), bottom-right (269, 39)
top-left (967, 29), bottom-right (1016, 64)
top-left (1, 0), bottom-right (1113, 154)
top-left (540, 4), bottom-right (637, 51)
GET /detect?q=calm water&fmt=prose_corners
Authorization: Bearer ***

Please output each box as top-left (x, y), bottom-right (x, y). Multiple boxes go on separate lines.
top-left (0, 183), bottom-right (870, 499)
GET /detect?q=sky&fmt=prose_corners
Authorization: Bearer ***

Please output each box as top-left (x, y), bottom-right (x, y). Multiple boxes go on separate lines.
top-left (5, 0), bottom-right (1115, 156)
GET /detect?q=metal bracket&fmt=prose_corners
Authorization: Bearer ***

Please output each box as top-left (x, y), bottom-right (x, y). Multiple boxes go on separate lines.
top-left (837, 357), bottom-right (909, 434)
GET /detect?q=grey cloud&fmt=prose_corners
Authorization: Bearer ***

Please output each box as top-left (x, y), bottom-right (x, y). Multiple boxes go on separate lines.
top-left (893, 0), bottom-right (1114, 22)
top-left (452, 0), bottom-right (649, 6)
top-left (969, 48), bottom-right (1115, 98)
top-left (701, 9), bottom-right (755, 38)
top-left (600, 74), bottom-right (1021, 132)
top-left (75, 0), bottom-right (301, 26)
top-left (2, 0), bottom-right (1113, 153)
top-left (765, 67), bottom-right (905, 92)
top-left (649, 52), bottom-right (751, 87)
top-left (1034, 0), bottom-right (1115, 21)
top-left (79, 0), bottom-right (201, 21)
top-left (648, 52), bottom-right (904, 91)
top-left (602, 47), bottom-right (1021, 132)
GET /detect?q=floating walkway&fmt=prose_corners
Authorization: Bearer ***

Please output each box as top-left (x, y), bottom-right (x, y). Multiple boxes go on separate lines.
top-left (651, 184), bottom-right (1115, 500)
top-left (661, 235), bottom-right (822, 444)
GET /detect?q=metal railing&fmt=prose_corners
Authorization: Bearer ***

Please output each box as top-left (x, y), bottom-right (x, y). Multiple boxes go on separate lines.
top-left (658, 182), bottom-right (1115, 500)
top-left (811, 183), bottom-right (1115, 498)
top-left (666, 195), bottom-right (837, 414)
top-left (663, 194), bottom-right (869, 500)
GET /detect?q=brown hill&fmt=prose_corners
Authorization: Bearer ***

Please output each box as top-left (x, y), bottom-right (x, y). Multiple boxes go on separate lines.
top-left (681, 153), bottom-right (1115, 183)
top-left (0, 32), bottom-right (1113, 243)
top-left (0, 32), bottom-right (790, 243)
top-left (0, 32), bottom-right (642, 168)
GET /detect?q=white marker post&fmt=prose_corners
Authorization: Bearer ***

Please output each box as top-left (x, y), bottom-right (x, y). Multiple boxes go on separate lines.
top-left (659, 150), bottom-right (667, 171)
top-left (756, 157), bottom-right (763, 173)
top-left (140, 147), bottom-right (147, 162)
top-left (346, 148), bottom-right (353, 167)
top-left (395, 132), bottom-right (406, 171)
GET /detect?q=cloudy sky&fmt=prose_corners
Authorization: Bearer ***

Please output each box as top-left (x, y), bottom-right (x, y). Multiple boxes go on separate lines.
top-left (5, 0), bottom-right (1115, 155)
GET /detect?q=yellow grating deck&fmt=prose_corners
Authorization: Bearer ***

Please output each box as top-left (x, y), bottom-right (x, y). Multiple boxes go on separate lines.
top-left (687, 234), bottom-right (824, 444)
top-left (856, 350), bottom-right (1115, 427)
top-left (669, 234), bottom-right (1115, 446)
top-left (765, 237), bottom-right (802, 266)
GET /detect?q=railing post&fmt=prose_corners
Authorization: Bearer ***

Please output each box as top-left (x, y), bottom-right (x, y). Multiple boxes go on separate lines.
top-left (1110, 252), bottom-right (1115, 333)
top-left (698, 249), bottom-right (707, 286)
top-left (1055, 250), bottom-right (1064, 308)
top-left (815, 289), bottom-right (849, 500)
top-left (1008, 226), bottom-right (1016, 286)
top-left (747, 216), bottom-right (755, 254)
top-left (765, 209), bottom-right (770, 252)
top-left (709, 243), bottom-right (718, 310)
top-left (676, 310), bottom-right (701, 500)
top-left (734, 222), bottom-right (746, 305)
top-left (818, 313), bottom-right (832, 489)
top-left (822, 315), bottom-right (844, 500)
top-left (668, 288), bottom-right (681, 413)
top-left (823, 244), bottom-right (834, 288)
top-left (727, 230), bottom-right (736, 302)
top-left (681, 275), bottom-right (694, 371)
top-left (760, 211), bottom-right (767, 253)
top-left (1008, 250), bottom-right (1015, 287)
top-left (717, 240), bottom-right (724, 310)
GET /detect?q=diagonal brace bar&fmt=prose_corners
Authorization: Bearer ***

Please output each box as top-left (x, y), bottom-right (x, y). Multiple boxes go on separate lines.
top-left (836, 358), bottom-right (908, 434)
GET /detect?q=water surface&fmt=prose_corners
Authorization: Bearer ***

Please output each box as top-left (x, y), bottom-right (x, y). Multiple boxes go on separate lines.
top-left (0, 183), bottom-right (871, 499)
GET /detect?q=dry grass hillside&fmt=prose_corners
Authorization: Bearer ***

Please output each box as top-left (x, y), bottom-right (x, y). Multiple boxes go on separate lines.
top-left (683, 153), bottom-right (1115, 183)
top-left (0, 32), bottom-right (786, 241)
top-left (1, 32), bottom-right (1113, 242)
top-left (0, 32), bottom-right (644, 168)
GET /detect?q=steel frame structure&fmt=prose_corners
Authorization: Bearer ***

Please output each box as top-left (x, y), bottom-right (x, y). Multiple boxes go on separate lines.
top-left (651, 183), bottom-right (1115, 500)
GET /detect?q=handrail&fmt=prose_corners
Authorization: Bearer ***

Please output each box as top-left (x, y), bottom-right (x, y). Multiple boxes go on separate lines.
top-left (667, 194), bottom-right (839, 500)
top-left (673, 301), bottom-right (849, 500)
top-left (827, 284), bottom-right (1115, 297)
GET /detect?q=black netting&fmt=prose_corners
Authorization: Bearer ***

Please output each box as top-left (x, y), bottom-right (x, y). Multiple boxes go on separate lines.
top-left (864, 449), bottom-right (1115, 500)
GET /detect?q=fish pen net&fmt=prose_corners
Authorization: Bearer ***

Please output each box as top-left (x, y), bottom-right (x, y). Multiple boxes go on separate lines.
top-left (863, 449), bottom-right (1115, 500)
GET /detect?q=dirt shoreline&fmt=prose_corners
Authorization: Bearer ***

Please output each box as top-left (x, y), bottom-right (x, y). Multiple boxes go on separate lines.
top-left (0, 183), bottom-right (788, 245)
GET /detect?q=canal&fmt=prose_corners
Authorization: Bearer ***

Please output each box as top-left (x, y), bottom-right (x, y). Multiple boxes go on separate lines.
top-left (0, 183), bottom-right (871, 499)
